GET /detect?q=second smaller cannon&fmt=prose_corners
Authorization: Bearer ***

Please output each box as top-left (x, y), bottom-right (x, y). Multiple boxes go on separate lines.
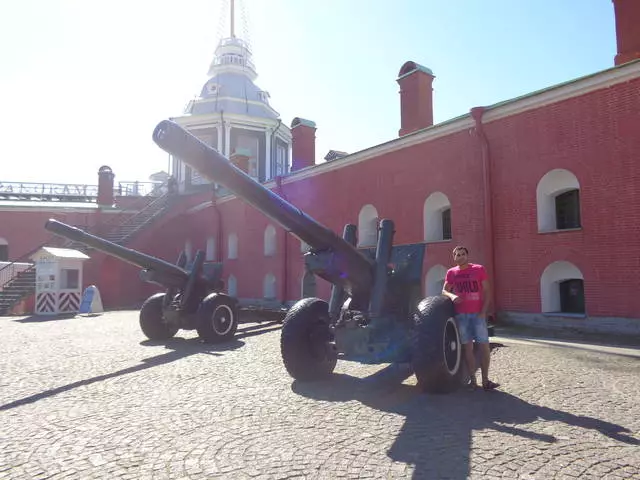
top-left (45, 219), bottom-right (240, 343)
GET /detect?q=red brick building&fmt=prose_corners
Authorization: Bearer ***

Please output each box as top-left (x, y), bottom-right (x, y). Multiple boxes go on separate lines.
top-left (1, 0), bottom-right (639, 335)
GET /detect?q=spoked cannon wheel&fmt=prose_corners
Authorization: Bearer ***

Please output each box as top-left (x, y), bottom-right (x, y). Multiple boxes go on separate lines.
top-left (196, 293), bottom-right (239, 343)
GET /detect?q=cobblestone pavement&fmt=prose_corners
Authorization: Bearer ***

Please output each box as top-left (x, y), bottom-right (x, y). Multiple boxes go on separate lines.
top-left (1, 311), bottom-right (639, 479)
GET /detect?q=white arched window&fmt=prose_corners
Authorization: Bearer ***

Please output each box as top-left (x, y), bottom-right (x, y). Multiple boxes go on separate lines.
top-left (263, 273), bottom-right (277, 300)
top-left (206, 237), bottom-right (216, 261)
top-left (536, 169), bottom-right (581, 232)
top-left (227, 233), bottom-right (238, 259)
top-left (264, 225), bottom-right (277, 256)
top-left (425, 264), bottom-right (448, 297)
top-left (540, 261), bottom-right (585, 314)
top-left (227, 275), bottom-right (237, 297)
top-left (358, 204), bottom-right (379, 247)
top-left (0, 237), bottom-right (8, 262)
top-left (423, 192), bottom-right (452, 242)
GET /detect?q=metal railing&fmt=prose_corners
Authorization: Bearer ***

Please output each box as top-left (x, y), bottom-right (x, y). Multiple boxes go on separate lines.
top-left (0, 180), bottom-right (165, 200)
top-left (0, 179), bottom-right (172, 296)
top-left (114, 181), bottom-right (165, 197)
top-left (0, 262), bottom-right (34, 292)
top-left (0, 182), bottom-right (99, 199)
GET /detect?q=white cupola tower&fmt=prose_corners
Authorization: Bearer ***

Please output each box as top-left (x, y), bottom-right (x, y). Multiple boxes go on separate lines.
top-left (170, 0), bottom-right (292, 190)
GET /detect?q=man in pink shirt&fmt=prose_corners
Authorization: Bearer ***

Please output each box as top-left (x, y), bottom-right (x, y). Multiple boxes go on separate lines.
top-left (442, 246), bottom-right (499, 391)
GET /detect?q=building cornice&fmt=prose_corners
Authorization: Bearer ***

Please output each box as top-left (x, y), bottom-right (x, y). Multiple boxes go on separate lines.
top-left (173, 112), bottom-right (291, 137)
top-left (188, 95), bottom-right (280, 118)
top-left (184, 60), bottom-right (640, 213)
top-left (285, 60), bottom-right (640, 184)
top-left (482, 59), bottom-right (640, 123)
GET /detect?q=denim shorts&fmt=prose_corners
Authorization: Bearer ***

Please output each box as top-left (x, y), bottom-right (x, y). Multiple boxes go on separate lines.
top-left (455, 313), bottom-right (489, 344)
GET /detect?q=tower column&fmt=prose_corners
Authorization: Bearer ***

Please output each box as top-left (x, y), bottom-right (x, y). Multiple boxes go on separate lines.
top-left (265, 130), bottom-right (272, 180)
top-left (217, 126), bottom-right (223, 152)
top-left (224, 123), bottom-right (232, 156)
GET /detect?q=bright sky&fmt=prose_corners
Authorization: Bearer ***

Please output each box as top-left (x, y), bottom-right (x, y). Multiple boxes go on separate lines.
top-left (0, 0), bottom-right (617, 186)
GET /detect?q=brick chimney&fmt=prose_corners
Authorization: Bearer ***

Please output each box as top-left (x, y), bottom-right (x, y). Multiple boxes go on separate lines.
top-left (230, 149), bottom-right (251, 174)
top-left (97, 165), bottom-right (115, 207)
top-left (613, 0), bottom-right (640, 65)
top-left (290, 117), bottom-right (316, 171)
top-left (397, 61), bottom-right (435, 137)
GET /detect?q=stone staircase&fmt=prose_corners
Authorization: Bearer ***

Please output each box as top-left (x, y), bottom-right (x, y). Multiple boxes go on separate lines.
top-left (101, 194), bottom-right (171, 245)
top-left (0, 192), bottom-right (172, 315)
top-left (0, 267), bottom-right (36, 315)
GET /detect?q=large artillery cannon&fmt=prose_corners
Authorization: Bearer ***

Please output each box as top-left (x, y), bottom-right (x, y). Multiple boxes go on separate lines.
top-left (152, 120), bottom-right (463, 393)
top-left (45, 219), bottom-right (239, 343)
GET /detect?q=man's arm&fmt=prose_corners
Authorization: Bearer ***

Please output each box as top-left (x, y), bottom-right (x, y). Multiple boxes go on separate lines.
top-left (442, 281), bottom-right (460, 303)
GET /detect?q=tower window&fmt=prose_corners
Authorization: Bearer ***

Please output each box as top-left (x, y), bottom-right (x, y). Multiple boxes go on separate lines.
top-left (275, 144), bottom-right (287, 176)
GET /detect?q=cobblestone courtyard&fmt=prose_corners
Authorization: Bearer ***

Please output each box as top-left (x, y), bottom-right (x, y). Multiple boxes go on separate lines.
top-left (1, 311), bottom-right (639, 479)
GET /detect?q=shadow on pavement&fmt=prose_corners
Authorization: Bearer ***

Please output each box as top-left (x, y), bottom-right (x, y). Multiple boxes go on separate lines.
top-left (292, 364), bottom-right (639, 479)
top-left (14, 313), bottom-right (79, 323)
top-left (1, 335), bottom-right (246, 412)
top-left (235, 321), bottom-right (281, 339)
top-left (1, 320), bottom-right (282, 412)
top-left (0, 318), bottom-right (281, 411)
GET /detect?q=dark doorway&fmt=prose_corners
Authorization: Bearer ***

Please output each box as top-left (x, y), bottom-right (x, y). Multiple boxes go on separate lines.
top-left (559, 279), bottom-right (585, 314)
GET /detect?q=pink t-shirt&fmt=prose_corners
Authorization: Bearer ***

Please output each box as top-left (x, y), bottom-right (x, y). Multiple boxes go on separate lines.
top-left (445, 263), bottom-right (488, 314)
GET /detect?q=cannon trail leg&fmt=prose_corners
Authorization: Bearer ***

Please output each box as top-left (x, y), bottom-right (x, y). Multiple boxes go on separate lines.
top-left (368, 219), bottom-right (395, 319)
top-left (163, 251), bottom-right (187, 307)
top-left (328, 224), bottom-right (358, 320)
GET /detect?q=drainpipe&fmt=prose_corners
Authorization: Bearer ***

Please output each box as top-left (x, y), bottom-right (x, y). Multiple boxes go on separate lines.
top-left (470, 107), bottom-right (497, 321)
top-left (212, 192), bottom-right (223, 263)
top-left (214, 111), bottom-right (225, 264)
top-left (270, 119), bottom-right (286, 306)
top-left (275, 175), bottom-right (288, 307)
top-left (270, 119), bottom-right (283, 176)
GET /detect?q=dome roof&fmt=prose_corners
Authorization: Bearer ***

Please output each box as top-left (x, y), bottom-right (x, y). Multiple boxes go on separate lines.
top-left (186, 72), bottom-right (278, 119)
top-left (183, 36), bottom-right (279, 120)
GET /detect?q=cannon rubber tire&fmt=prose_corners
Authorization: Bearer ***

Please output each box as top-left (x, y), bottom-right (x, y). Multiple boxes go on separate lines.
top-left (196, 293), bottom-right (238, 343)
top-left (139, 293), bottom-right (179, 341)
top-left (280, 297), bottom-right (337, 381)
top-left (411, 295), bottom-right (463, 394)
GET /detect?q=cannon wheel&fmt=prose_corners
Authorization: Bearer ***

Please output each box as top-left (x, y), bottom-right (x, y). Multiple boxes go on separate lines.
top-left (411, 295), bottom-right (463, 394)
top-left (196, 293), bottom-right (238, 343)
top-left (139, 293), bottom-right (179, 341)
top-left (280, 297), bottom-right (337, 381)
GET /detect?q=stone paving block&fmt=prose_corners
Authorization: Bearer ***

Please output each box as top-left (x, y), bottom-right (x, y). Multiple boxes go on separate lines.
top-left (0, 311), bottom-right (638, 479)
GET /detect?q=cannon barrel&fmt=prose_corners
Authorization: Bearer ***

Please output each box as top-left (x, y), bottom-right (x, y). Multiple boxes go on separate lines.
top-left (152, 120), bottom-right (375, 296)
top-left (45, 219), bottom-right (189, 286)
